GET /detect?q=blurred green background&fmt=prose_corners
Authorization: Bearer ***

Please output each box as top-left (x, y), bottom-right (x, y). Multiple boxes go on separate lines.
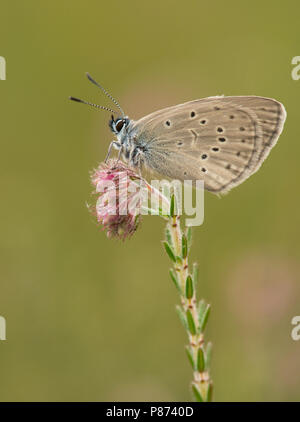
top-left (0, 0), bottom-right (299, 401)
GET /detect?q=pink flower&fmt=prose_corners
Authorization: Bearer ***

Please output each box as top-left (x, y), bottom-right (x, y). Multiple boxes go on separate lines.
top-left (90, 160), bottom-right (147, 240)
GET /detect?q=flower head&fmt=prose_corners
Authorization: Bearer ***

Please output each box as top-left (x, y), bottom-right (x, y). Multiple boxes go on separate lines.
top-left (90, 160), bottom-right (147, 240)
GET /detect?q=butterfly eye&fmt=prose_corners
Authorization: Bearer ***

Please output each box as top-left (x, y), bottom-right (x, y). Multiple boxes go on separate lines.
top-left (115, 119), bottom-right (125, 132)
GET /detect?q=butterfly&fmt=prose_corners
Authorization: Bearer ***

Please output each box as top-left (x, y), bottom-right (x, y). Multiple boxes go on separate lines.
top-left (70, 73), bottom-right (286, 194)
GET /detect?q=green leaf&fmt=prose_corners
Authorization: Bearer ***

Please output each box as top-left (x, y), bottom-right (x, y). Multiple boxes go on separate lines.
top-left (186, 226), bottom-right (192, 247)
top-left (169, 269), bottom-right (181, 293)
top-left (176, 306), bottom-right (188, 331)
top-left (185, 275), bottom-right (194, 299)
top-left (165, 227), bottom-right (173, 247)
top-left (169, 194), bottom-right (175, 217)
top-left (185, 346), bottom-right (195, 370)
top-left (193, 263), bottom-right (198, 285)
top-left (192, 384), bottom-right (203, 402)
top-left (186, 309), bottom-right (196, 335)
top-left (199, 304), bottom-right (211, 333)
top-left (175, 255), bottom-right (183, 265)
top-left (181, 234), bottom-right (188, 259)
top-left (197, 299), bottom-right (206, 321)
top-left (205, 342), bottom-right (213, 371)
top-left (197, 347), bottom-right (205, 372)
top-left (163, 241), bottom-right (176, 262)
top-left (207, 382), bottom-right (213, 402)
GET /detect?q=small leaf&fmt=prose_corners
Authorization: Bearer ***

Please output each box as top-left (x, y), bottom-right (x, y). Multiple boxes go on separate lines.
top-left (197, 347), bottom-right (205, 372)
top-left (165, 227), bottom-right (173, 247)
top-left (176, 255), bottom-right (183, 265)
top-left (199, 304), bottom-right (211, 333)
top-left (185, 275), bottom-right (194, 299)
top-left (169, 269), bottom-right (181, 293)
top-left (197, 299), bottom-right (206, 321)
top-left (186, 309), bottom-right (196, 335)
top-left (192, 384), bottom-right (203, 402)
top-left (186, 226), bottom-right (192, 247)
top-left (181, 234), bottom-right (188, 259)
top-left (163, 241), bottom-right (176, 262)
top-left (185, 346), bottom-right (195, 370)
top-left (206, 382), bottom-right (213, 402)
top-left (193, 263), bottom-right (198, 285)
top-left (176, 305), bottom-right (188, 331)
top-left (205, 342), bottom-right (213, 370)
top-left (169, 194), bottom-right (175, 217)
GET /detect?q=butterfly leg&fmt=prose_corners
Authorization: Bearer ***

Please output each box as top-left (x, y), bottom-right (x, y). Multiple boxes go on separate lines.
top-left (117, 144), bottom-right (123, 162)
top-left (105, 140), bottom-right (120, 163)
top-left (134, 153), bottom-right (143, 178)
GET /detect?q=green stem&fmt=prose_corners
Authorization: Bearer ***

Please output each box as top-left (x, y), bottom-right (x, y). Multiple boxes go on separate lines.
top-left (165, 214), bottom-right (213, 402)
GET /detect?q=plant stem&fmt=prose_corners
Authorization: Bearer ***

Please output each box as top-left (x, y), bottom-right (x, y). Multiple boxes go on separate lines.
top-left (165, 214), bottom-right (213, 402)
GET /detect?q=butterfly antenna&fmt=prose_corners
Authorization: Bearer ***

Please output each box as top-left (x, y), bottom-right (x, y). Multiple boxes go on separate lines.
top-left (86, 72), bottom-right (125, 117)
top-left (69, 96), bottom-right (116, 114)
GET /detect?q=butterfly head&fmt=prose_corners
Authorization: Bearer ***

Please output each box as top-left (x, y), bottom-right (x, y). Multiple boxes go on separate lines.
top-left (109, 115), bottom-right (130, 136)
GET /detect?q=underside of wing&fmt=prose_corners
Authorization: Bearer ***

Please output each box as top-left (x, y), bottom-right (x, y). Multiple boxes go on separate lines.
top-left (130, 96), bottom-right (286, 193)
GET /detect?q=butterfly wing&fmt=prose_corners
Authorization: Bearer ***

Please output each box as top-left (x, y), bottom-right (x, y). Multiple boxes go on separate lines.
top-left (129, 96), bottom-right (286, 193)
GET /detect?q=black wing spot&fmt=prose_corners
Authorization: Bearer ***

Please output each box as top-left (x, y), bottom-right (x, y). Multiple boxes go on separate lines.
top-left (236, 151), bottom-right (241, 156)
top-left (229, 115), bottom-right (234, 119)
top-left (218, 137), bottom-right (226, 142)
top-left (201, 154), bottom-right (208, 159)
top-left (200, 119), bottom-right (207, 125)
top-left (165, 120), bottom-right (171, 127)
top-left (240, 127), bottom-right (245, 131)
top-left (212, 147), bottom-right (219, 152)
top-left (177, 141), bottom-right (183, 146)
top-left (201, 167), bottom-right (207, 173)
top-left (217, 127), bottom-right (224, 133)
top-left (190, 111), bottom-right (196, 118)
